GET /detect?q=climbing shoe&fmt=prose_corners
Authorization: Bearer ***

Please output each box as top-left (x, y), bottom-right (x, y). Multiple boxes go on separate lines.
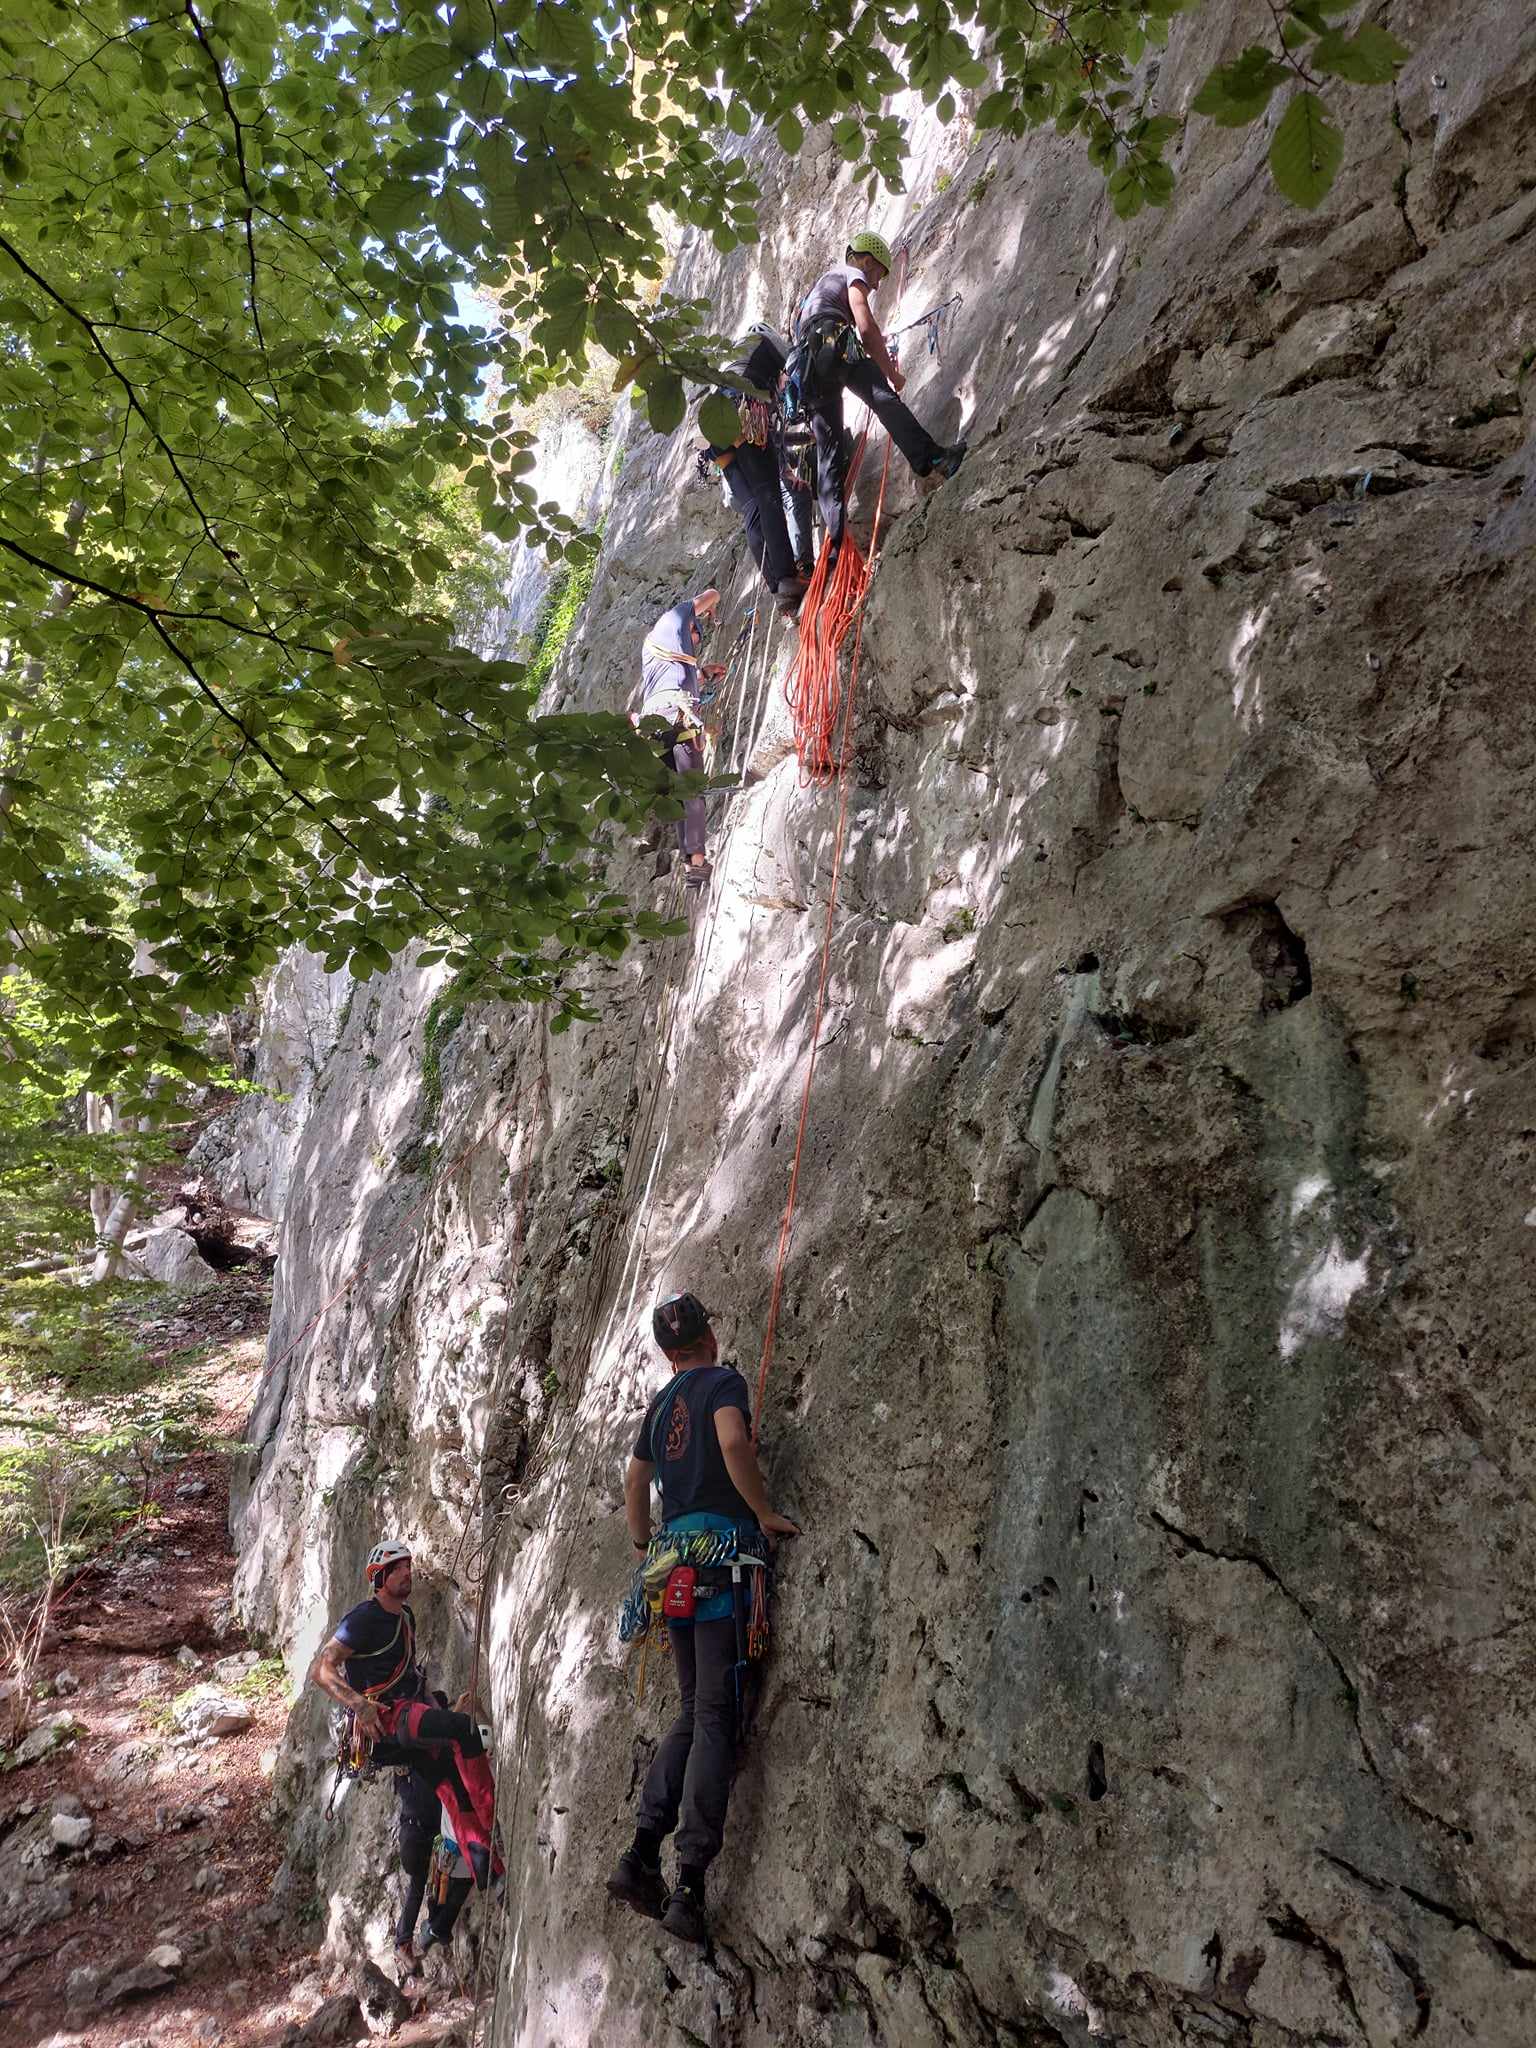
top-left (661, 1882), bottom-right (708, 1946)
top-left (606, 1850), bottom-right (669, 1921)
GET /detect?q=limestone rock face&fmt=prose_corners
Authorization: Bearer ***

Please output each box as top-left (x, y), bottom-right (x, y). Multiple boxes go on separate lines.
top-left (234, 10), bottom-right (1536, 2046)
top-left (189, 948), bottom-right (352, 1219)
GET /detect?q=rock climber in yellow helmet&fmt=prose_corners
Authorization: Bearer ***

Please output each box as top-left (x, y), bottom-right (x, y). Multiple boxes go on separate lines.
top-left (792, 228), bottom-right (966, 561)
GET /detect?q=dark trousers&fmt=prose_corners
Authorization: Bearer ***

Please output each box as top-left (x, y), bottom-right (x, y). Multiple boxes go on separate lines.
top-left (725, 440), bottom-right (796, 592)
top-left (636, 1616), bottom-right (738, 1869)
top-left (395, 1765), bottom-right (476, 1947)
top-left (670, 737), bottom-right (707, 858)
top-left (809, 353), bottom-right (944, 556)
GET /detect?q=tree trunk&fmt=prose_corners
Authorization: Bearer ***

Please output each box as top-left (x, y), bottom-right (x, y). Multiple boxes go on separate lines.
top-left (86, 1092), bottom-right (149, 1284)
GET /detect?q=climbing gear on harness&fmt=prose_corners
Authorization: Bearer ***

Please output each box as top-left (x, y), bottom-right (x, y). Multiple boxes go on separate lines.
top-left (619, 1524), bottom-right (769, 1646)
top-left (366, 1540), bottom-right (411, 1583)
top-left (847, 229), bottom-right (893, 273)
top-left (652, 1292), bottom-right (712, 1351)
top-left (331, 1702), bottom-right (380, 1792)
top-left (662, 1565), bottom-right (698, 1619)
top-left (783, 316), bottom-right (865, 426)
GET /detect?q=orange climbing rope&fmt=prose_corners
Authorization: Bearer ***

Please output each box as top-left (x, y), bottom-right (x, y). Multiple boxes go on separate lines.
top-left (753, 421), bottom-right (899, 1436)
top-left (783, 499), bottom-right (871, 784)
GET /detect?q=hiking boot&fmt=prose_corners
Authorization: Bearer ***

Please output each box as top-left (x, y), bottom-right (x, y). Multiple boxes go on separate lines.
top-left (661, 1883), bottom-right (708, 1946)
top-left (606, 1849), bottom-right (668, 1921)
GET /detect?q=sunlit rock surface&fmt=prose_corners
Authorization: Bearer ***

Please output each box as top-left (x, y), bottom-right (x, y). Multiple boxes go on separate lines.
top-left (230, 8), bottom-right (1536, 2041)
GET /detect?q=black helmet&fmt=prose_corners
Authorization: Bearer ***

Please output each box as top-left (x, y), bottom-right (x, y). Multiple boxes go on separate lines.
top-left (652, 1292), bottom-right (713, 1353)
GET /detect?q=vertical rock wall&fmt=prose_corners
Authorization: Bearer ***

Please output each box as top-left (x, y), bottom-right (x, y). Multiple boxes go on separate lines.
top-left (233, 8), bottom-right (1536, 2042)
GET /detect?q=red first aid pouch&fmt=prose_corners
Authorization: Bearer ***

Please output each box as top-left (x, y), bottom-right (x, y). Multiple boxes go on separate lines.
top-left (662, 1566), bottom-right (697, 1620)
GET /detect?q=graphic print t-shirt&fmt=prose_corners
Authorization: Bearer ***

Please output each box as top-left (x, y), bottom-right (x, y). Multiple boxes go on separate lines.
top-left (334, 1598), bottom-right (422, 1703)
top-left (634, 1364), bottom-right (756, 1524)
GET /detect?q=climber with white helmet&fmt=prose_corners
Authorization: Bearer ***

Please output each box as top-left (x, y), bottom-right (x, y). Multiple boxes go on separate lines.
top-left (635, 589), bottom-right (726, 889)
top-left (790, 229), bottom-right (966, 560)
top-left (699, 323), bottom-right (814, 616)
top-left (308, 1539), bottom-right (500, 1982)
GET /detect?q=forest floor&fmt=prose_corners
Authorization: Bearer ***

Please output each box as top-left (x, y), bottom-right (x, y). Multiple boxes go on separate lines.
top-left (0, 1270), bottom-right (475, 2048)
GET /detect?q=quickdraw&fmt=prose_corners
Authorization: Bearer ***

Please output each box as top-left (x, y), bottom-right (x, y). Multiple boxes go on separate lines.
top-left (887, 293), bottom-right (963, 363)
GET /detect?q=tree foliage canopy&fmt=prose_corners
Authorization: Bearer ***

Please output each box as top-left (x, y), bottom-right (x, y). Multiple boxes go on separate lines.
top-left (0, 0), bottom-right (1406, 1101)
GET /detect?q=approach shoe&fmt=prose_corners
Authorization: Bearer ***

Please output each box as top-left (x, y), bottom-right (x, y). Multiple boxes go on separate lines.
top-left (930, 441), bottom-right (967, 480)
top-left (683, 860), bottom-right (713, 890)
top-left (393, 1940), bottom-right (423, 1982)
top-left (606, 1849), bottom-right (669, 1921)
top-left (661, 1883), bottom-right (708, 1946)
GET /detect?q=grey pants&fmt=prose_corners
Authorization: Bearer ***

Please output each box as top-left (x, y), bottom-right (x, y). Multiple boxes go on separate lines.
top-left (636, 1617), bottom-right (737, 1868)
top-left (670, 737), bottom-right (707, 859)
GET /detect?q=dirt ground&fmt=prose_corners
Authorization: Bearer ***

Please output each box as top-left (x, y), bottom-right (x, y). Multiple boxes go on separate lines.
top-left (0, 1274), bottom-right (474, 2048)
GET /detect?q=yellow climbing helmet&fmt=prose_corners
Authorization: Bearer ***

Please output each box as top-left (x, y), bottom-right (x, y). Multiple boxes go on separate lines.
top-left (847, 229), bottom-right (893, 275)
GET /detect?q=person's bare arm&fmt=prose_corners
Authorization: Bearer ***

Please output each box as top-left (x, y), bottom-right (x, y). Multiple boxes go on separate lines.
top-left (714, 1407), bottom-right (801, 1541)
top-left (308, 1634), bottom-right (382, 1736)
top-left (625, 1455), bottom-right (655, 1554)
top-left (847, 280), bottom-right (903, 391)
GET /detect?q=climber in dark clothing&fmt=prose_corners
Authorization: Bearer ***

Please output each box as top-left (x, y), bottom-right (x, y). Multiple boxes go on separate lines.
top-left (636, 590), bottom-right (725, 889)
top-left (309, 1542), bottom-right (498, 1978)
top-left (606, 1292), bottom-right (800, 1948)
top-left (793, 229), bottom-right (966, 560)
top-left (396, 1773), bottom-right (474, 1959)
top-left (702, 325), bottom-right (814, 615)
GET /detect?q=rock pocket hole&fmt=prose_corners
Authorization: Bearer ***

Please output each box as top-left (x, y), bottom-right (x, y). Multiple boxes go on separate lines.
top-left (1086, 1740), bottom-right (1107, 1801)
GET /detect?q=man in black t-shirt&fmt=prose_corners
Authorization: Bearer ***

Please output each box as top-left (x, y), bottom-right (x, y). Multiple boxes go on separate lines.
top-left (309, 1542), bottom-right (498, 1978)
top-left (606, 1292), bottom-right (800, 1946)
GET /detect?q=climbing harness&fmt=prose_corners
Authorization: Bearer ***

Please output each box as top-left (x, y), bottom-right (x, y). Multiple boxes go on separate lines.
top-left (618, 1523), bottom-right (772, 1740)
top-left (782, 315), bottom-right (867, 429)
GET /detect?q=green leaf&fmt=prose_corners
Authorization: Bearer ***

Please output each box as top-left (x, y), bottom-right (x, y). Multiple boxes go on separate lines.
top-left (397, 39), bottom-right (458, 92)
top-left (1269, 90), bottom-right (1344, 209)
top-left (776, 111), bottom-right (804, 154)
top-left (1311, 25), bottom-right (1411, 86)
top-left (1191, 48), bottom-right (1290, 127)
top-left (697, 391), bottom-right (742, 447)
top-left (646, 372), bottom-right (687, 435)
top-left (726, 97), bottom-right (751, 137)
top-left (436, 186), bottom-right (482, 255)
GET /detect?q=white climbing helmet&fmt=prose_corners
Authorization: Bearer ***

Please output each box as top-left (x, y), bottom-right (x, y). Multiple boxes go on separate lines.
top-left (740, 322), bottom-right (788, 361)
top-left (365, 1539), bottom-right (412, 1584)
